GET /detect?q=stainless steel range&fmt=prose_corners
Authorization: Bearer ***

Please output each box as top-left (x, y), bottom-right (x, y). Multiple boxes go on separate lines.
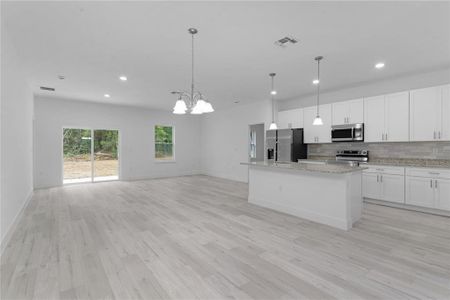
top-left (330, 150), bottom-right (369, 167)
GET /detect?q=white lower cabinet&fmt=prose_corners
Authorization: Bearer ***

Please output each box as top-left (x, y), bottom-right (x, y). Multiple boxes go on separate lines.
top-left (405, 168), bottom-right (450, 211)
top-left (405, 177), bottom-right (435, 208)
top-left (435, 179), bottom-right (450, 210)
top-left (362, 166), bottom-right (405, 204)
top-left (382, 174), bottom-right (406, 203)
top-left (363, 165), bottom-right (450, 212)
top-left (362, 173), bottom-right (380, 199)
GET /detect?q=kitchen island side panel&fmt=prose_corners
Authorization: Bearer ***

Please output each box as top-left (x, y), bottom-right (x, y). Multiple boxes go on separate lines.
top-left (248, 166), bottom-right (362, 230)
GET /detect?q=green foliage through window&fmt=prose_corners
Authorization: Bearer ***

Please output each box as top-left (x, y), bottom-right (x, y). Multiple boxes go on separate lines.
top-left (155, 125), bottom-right (174, 160)
top-left (63, 129), bottom-right (118, 160)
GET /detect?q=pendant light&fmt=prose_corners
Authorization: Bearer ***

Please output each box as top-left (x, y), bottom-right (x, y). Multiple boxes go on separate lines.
top-left (269, 73), bottom-right (278, 130)
top-left (172, 28), bottom-right (214, 114)
top-left (313, 56), bottom-right (324, 126)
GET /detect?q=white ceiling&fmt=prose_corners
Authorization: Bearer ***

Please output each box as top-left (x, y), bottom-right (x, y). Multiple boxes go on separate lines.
top-left (3, 1), bottom-right (450, 111)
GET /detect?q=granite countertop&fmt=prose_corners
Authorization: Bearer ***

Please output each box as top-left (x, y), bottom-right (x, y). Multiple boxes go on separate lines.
top-left (241, 161), bottom-right (366, 174)
top-left (307, 156), bottom-right (450, 169)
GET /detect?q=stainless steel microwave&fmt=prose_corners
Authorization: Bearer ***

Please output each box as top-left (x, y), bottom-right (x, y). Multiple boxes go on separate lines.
top-left (331, 123), bottom-right (364, 142)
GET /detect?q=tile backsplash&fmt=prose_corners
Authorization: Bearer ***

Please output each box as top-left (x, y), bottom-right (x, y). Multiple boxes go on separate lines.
top-left (308, 142), bottom-right (450, 160)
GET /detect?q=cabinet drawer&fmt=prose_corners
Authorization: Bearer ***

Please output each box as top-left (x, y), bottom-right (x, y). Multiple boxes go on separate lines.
top-left (406, 168), bottom-right (450, 179)
top-left (363, 165), bottom-right (405, 176)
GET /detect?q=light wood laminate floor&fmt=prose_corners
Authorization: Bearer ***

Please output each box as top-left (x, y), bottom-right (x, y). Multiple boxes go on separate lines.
top-left (1, 175), bottom-right (450, 300)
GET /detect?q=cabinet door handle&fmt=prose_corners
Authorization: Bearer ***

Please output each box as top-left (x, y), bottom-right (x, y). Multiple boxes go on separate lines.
top-left (381, 133), bottom-right (384, 141)
top-left (430, 179), bottom-right (433, 188)
top-left (438, 131), bottom-right (441, 139)
top-left (385, 133), bottom-right (388, 141)
top-left (377, 175), bottom-right (379, 182)
top-left (380, 175), bottom-right (383, 183)
top-left (435, 180), bottom-right (438, 188)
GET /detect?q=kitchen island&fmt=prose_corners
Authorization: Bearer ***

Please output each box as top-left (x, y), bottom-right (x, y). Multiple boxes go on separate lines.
top-left (241, 161), bottom-right (366, 230)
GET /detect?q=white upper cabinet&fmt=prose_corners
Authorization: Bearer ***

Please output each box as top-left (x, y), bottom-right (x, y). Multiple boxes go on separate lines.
top-left (410, 86), bottom-right (441, 141)
top-left (364, 92), bottom-right (409, 142)
top-left (384, 92), bottom-right (410, 142)
top-left (364, 95), bottom-right (387, 142)
top-left (332, 98), bottom-right (363, 125)
top-left (441, 84), bottom-right (450, 141)
top-left (410, 84), bottom-right (449, 141)
top-left (277, 108), bottom-right (304, 129)
top-left (303, 104), bottom-right (332, 144)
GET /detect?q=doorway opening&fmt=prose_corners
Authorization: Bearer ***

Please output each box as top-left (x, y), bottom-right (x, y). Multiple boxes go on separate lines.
top-left (63, 128), bottom-right (119, 184)
top-left (248, 123), bottom-right (265, 162)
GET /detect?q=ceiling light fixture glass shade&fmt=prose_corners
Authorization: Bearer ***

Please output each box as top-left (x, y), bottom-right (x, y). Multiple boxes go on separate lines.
top-left (171, 28), bottom-right (214, 115)
top-left (269, 122), bottom-right (278, 130)
top-left (313, 116), bottom-right (323, 125)
top-left (203, 102), bottom-right (214, 113)
top-left (313, 56), bottom-right (324, 126)
top-left (173, 98), bottom-right (187, 114)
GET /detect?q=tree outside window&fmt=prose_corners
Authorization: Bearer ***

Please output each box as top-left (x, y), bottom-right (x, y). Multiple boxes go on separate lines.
top-left (155, 125), bottom-right (174, 160)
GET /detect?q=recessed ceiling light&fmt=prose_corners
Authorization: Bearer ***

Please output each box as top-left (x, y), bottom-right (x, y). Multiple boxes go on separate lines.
top-left (119, 76), bottom-right (127, 81)
top-left (375, 62), bottom-right (385, 69)
top-left (270, 90), bottom-right (277, 95)
top-left (312, 79), bottom-right (319, 85)
top-left (104, 94), bottom-right (111, 98)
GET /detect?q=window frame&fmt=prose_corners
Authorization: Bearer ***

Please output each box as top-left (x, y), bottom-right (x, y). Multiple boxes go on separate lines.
top-left (154, 124), bottom-right (176, 163)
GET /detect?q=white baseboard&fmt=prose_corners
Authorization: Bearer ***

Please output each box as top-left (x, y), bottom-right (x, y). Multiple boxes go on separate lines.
top-left (364, 198), bottom-right (450, 217)
top-left (1, 191), bottom-right (33, 256)
top-left (200, 170), bottom-right (248, 183)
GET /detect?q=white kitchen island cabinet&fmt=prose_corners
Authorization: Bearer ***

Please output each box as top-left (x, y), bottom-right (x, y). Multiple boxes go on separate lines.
top-left (242, 161), bottom-right (364, 230)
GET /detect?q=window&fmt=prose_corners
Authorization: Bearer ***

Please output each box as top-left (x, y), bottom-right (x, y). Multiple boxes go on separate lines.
top-left (155, 125), bottom-right (174, 161)
top-left (249, 130), bottom-right (257, 159)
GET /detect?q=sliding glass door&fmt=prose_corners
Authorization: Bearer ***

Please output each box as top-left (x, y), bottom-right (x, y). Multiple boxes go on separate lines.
top-left (63, 128), bottom-right (119, 184)
top-left (93, 130), bottom-right (119, 182)
top-left (63, 128), bottom-right (92, 183)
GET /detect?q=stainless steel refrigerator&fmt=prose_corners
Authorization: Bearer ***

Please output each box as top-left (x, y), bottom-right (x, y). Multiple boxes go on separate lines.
top-left (266, 128), bottom-right (308, 162)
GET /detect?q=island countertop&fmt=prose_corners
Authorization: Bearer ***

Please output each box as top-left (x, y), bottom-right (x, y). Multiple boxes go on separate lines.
top-left (241, 161), bottom-right (366, 174)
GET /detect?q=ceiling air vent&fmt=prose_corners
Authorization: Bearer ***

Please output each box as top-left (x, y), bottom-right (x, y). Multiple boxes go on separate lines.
top-left (275, 36), bottom-right (298, 47)
top-left (40, 86), bottom-right (55, 91)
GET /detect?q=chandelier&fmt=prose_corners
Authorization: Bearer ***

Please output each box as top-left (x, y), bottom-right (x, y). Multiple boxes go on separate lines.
top-left (172, 28), bottom-right (214, 114)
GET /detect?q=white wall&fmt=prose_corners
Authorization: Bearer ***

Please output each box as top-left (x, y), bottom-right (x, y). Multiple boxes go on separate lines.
top-left (34, 97), bottom-right (201, 188)
top-left (1, 30), bottom-right (34, 249)
top-left (278, 67), bottom-right (450, 111)
top-left (201, 100), bottom-right (272, 182)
